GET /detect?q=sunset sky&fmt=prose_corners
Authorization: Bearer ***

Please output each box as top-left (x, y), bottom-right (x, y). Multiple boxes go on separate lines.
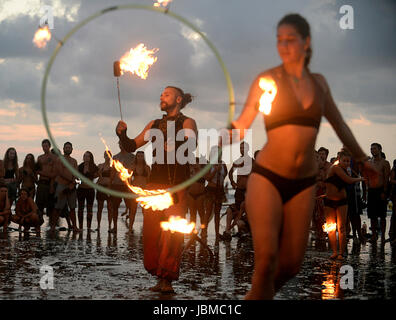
top-left (1, 0), bottom-right (395, 167)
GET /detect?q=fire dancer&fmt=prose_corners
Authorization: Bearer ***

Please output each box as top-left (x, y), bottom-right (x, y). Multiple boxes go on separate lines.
top-left (116, 86), bottom-right (197, 294)
top-left (228, 14), bottom-right (376, 299)
top-left (324, 150), bottom-right (364, 260)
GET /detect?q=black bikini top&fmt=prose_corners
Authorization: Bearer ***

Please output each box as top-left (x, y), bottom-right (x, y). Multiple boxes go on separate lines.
top-left (4, 169), bottom-right (15, 179)
top-left (325, 168), bottom-right (349, 191)
top-left (264, 66), bottom-right (326, 132)
top-left (133, 167), bottom-right (148, 178)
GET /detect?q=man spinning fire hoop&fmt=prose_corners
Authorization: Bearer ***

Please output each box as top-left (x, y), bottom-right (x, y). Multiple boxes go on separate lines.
top-left (116, 86), bottom-right (197, 294)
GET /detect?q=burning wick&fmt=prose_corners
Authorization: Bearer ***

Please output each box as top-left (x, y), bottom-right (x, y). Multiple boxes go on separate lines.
top-left (258, 77), bottom-right (278, 115)
top-left (333, 160), bottom-right (340, 165)
top-left (160, 216), bottom-right (196, 234)
top-left (113, 43), bottom-right (158, 120)
top-left (100, 137), bottom-right (173, 210)
top-left (119, 43), bottom-right (158, 80)
top-left (33, 25), bottom-right (51, 48)
top-left (153, 0), bottom-right (172, 9)
top-left (322, 222), bottom-right (337, 233)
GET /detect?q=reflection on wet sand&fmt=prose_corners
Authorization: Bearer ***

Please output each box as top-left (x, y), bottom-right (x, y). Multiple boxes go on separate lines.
top-left (0, 209), bottom-right (395, 299)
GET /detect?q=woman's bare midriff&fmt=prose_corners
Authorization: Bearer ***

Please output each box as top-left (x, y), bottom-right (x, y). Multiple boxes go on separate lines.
top-left (325, 183), bottom-right (347, 201)
top-left (255, 125), bottom-right (319, 179)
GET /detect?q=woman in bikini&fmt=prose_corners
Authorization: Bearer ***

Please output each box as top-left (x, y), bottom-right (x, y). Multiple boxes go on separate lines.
top-left (230, 14), bottom-right (376, 299)
top-left (128, 151), bottom-right (151, 232)
top-left (19, 154), bottom-right (38, 199)
top-left (3, 147), bottom-right (19, 206)
top-left (96, 150), bottom-right (113, 231)
top-left (187, 158), bottom-right (206, 227)
top-left (324, 150), bottom-right (364, 260)
top-left (77, 151), bottom-right (99, 231)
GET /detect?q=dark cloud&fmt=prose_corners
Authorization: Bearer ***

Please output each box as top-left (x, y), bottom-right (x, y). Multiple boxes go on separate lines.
top-left (0, 0), bottom-right (395, 130)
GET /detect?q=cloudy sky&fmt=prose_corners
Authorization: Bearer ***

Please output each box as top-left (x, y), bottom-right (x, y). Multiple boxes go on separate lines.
top-left (0, 0), bottom-right (395, 167)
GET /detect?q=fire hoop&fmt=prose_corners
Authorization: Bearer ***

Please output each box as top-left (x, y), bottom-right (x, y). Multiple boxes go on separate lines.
top-left (41, 4), bottom-right (235, 199)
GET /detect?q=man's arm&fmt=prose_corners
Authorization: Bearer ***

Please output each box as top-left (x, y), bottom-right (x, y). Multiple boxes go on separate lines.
top-left (228, 164), bottom-right (237, 189)
top-left (116, 120), bottom-right (154, 152)
top-left (383, 160), bottom-right (391, 196)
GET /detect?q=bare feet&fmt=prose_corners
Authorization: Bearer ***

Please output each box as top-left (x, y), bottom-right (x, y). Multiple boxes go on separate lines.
top-left (160, 280), bottom-right (175, 294)
top-left (330, 253), bottom-right (338, 260)
top-left (336, 254), bottom-right (344, 261)
top-left (149, 280), bottom-right (162, 292)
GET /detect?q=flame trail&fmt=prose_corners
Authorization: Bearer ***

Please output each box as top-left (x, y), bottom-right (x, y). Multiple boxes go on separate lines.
top-left (100, 137), bottom-right (173, 210)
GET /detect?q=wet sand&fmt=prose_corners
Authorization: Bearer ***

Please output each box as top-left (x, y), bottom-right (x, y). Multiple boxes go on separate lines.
top-left (0, 203), bottom-right (395, 300)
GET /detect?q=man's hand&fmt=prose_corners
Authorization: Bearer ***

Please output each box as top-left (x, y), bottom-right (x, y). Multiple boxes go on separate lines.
top-left (116, 120), bottom-right (127, 136)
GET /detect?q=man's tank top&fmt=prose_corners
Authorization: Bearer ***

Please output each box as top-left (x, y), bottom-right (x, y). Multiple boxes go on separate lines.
top-left (149, 112), bottom-right (190, 186)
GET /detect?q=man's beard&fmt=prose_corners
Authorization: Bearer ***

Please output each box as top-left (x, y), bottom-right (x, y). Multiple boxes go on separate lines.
top-left (160, 101), bottom-right (176, 112)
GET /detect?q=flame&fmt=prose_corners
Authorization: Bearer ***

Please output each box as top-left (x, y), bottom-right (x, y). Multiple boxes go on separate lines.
top-left (33, 25), bottom-right (51, 48)
top-left (101, 137), bottom-right (173, 210)
top-left (153, 0), bottom-right (172, 7)
top-left (322, 222), bottom-right (337, 233)
top-left (160, 216), bottom-right (196, 234)
top-left (334, 160), bottom-right (340, 165)
top-left (258, 77), bottom-right (277, 115)
top-left (119, 43), bottom-right (158, 80)
top-left (321, 279), bottom-right (336, 300)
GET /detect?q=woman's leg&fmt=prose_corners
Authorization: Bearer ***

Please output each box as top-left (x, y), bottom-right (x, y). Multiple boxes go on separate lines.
top-left (77, 189), bottom-right (85, 230)
top-left (244, 174), bottom-right (283, 300)
top-left (197, 196), bottom-right (205, 228)
top-left (203, 197), bottom-right (214, 237)
top-left (274, 185), bottom-right (316, 292)
top-left (97, 199), bottom-right (104, 230)
top-left (324, 206), bottom-right (338, 258)
top-left (86, 189), bottom-right (95, 231)
top-left (336, 205), bottom-right (348, 257)
top-left (128, 199), bottom-right (138, 232)
top-left (214, 202), bottom-right (223, 239)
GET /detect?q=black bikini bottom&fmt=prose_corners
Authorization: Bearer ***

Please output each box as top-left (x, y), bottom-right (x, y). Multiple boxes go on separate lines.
top-left (188, 191), bottom-right (206, 200)
top-left (251, 163), bottom-right (317, 204)
top-left (324, 198), bottom-right (348, 209)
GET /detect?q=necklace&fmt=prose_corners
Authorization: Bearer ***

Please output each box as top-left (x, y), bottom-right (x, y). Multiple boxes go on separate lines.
top-left (292, 76), bottom-right (300, 85)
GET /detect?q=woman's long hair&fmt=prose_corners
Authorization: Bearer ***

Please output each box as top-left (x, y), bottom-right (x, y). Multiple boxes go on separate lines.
top-left (23, 153), bottom-right (35, 171)
top-left (133, 151), bottom-right (147, 167)
top-left (3, 147), bottom-right (18, 173)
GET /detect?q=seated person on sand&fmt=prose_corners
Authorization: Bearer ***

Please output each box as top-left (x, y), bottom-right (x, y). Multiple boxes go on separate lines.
top-left (11, 188), bottom-right (42, 232)
top-left (0, 183), bottom-right (11, 232)
top-left (221, 201), bottom-right (250, 241)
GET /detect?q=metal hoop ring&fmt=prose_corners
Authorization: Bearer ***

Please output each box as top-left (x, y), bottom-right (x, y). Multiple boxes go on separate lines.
top-left (41, 4), bottom-right (235, 199)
